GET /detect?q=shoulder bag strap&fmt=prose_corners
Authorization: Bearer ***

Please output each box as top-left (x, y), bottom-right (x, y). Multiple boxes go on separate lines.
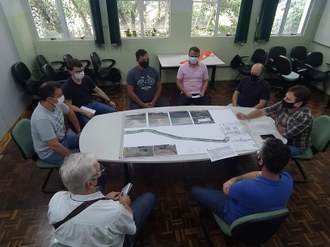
top-left (53, 197), bottom-right (106, 229)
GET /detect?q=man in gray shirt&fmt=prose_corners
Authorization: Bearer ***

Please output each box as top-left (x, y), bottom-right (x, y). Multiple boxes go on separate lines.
top-left (126, 49), bottom-right (165, 109)
top-left (31, 81), bottom-right (81, 166)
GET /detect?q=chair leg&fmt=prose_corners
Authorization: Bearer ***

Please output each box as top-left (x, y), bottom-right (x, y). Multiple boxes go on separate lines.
top-left (199, 209), bottom-right (214, 246)
top-left (234, 72), bottom-right (241, 81)
top-left (41, 168), bottom-right (61, 193)
top-left (291, 159), bottom-right (309, 183)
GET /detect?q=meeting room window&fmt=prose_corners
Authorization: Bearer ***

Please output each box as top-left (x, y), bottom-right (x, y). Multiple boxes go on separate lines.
top-left (117, 0), bottom-right (170, 38)
top-left (271, 0), bottom-right (313, 36)
top-left (191, 0), bottom-right (241, 37)
top-left (28, 0), bottom-right (94, 40)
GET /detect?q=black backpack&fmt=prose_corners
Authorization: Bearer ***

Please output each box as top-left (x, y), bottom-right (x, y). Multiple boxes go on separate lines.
top-left (108, 67), bottom-right (121, 85)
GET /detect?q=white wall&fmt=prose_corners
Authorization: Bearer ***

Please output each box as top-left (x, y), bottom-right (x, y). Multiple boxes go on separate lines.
top-left (0, 2), bottom-right (30, 139)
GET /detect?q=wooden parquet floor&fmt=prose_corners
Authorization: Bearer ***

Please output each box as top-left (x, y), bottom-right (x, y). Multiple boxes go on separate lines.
top-left (0, 81), bottom-right (329, 247)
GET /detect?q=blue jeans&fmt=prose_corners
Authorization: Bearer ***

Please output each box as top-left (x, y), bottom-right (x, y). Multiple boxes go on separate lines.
top-left (78, 102), bottom-right (115, 127)
top-left (41, 129), bottom-right (79, 166)
top-left (177, 94), bottom-right (209, 105)
top-left (289, 145), bottom-right (304, 156)
top-left (124, 192), bottom-right (156, 246)
top-left (190, 186), bottom-right (226, 219)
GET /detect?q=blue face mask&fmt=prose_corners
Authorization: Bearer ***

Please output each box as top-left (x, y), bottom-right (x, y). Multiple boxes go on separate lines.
top-left (189, 57), bottom-right (198, 64)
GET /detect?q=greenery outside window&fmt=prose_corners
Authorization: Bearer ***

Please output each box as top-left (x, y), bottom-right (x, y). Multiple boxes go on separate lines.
top-left (271, 0), bottom-right (313, 36)
top-left (28, 0), bottom-right (94, 40)
top-left (191, 0), bottom-right (241, 37)
top-left (117, 0), bottom-right (170, 38)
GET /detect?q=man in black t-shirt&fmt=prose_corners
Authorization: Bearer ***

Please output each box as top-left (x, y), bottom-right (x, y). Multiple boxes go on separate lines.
top-left (232, 63), bottom-right (270, 109)
top-left (62, 59), bottom-right (116, 127)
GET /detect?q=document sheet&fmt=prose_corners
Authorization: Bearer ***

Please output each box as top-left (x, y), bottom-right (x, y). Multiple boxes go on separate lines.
top-left (122, 109), bottom-right (258, 160)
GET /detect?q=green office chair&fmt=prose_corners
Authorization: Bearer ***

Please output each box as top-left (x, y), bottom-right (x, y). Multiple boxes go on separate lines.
top-left (291, 115), bottom-right (330, 183)
top-left (51, 243), bottom-right (68, 247)
top-left (11, 118), bottom-right (61, 193)
top-left (212, 208), bottom-right (289, 246)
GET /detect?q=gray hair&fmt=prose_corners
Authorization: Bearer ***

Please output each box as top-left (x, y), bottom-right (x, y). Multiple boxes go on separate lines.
top-left (60, 153), bottom-right (97, 194)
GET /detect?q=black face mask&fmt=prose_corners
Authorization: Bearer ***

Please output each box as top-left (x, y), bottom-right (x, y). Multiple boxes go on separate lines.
top-left (139, 60), bottom-right (149, 69)
top-left (281, 100), bottom-right (295, 109)
top-left (250, 74), bottom-right (260, 82)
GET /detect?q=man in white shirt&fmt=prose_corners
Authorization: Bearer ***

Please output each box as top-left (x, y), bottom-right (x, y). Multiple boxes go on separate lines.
top-left (48, 153), bottom-right (155, 247)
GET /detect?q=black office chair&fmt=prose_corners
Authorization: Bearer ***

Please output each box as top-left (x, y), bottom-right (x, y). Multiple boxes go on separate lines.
top-left (271, 55), bottom-right (300, 97)
top-left (266, 46), bottom-right (287, 74)
top-left (290, 46), bottom-right (307, 61)
top-left (231, 49), bottom-right (267, 80)
top-left (36, 54), bottom-right (68, 80)
top-left (41, 64), bottom-right (67, 83)
top-left (301, 52), bottom-right (330, 92)
top-left (90, 52), bottom-right (122, 89)
top-left (11, 61), bottom-right (44, 97)
top-left (36, 54), bottom-right (66, 71)
top-left (63, 53), bottom-right (91, 69)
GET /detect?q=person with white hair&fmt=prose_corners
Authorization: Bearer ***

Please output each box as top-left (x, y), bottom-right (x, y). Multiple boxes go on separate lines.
top-left (48, 152), bottom-right (156, 247)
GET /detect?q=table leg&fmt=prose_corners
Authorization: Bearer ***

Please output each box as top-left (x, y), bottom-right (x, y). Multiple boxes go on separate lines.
top-left (159, 63), bottom-right (162, 78)
top-left (209, 65), bottom-right (216, 91)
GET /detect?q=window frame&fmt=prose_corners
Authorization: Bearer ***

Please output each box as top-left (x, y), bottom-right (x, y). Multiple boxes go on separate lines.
top-left (191, 0), bottom-right (240, 37)
top-left (271, 0), bottom-right (314, 36)
top-left (26, 0), bottom-right (95, 41)
top-left (117, 0), bottom-right (171, 39)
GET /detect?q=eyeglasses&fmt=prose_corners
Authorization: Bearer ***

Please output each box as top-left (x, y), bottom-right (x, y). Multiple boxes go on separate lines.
top-left (89, 164), bottom-right (105, 181)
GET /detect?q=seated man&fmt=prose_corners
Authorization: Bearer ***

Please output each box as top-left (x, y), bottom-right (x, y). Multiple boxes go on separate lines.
top-left (190, 138), bottom-right (293, 224)
top-left (31, 81), bottom-right (80, 166)
top-left (62, 59), bottom-right (116, 127)
top-left (232, 63), bottom-right (270, 109)
top-left (176, 46), bottom-right (209, 105)
top-left (126, 49), bottom-right (164, 109)
top-left (237, 85), bottom-right (313, 156)
top-left (48, 153), bottom-right (156, 247)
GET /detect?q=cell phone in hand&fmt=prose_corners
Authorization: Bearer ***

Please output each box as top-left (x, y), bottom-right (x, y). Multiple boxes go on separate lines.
top-left (191, 93), bottom-right (200, 99)
top-left (121, 183), bottom-right (133, 195)
top-left (260, 134), bottom-right (276, 140)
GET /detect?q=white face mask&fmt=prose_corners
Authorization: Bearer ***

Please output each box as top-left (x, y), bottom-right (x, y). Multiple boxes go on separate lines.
top-left (56, 95), bottom-right (65, 105)
top-left (74, 71), bottom-right (85, 80)
top-left (189, 56), bottom-right (198, 65)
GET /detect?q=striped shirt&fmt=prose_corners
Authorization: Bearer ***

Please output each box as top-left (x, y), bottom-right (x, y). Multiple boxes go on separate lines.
top-left (265, 102), bottom-right (313, 150)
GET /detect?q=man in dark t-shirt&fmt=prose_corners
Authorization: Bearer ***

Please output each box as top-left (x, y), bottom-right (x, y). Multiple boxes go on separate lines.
top-left (126, 49), bottom-right (165, 109)
top-left (232, 63), bottom-right (270, 109)
top-left (62, 59), bottom-right (116, 127)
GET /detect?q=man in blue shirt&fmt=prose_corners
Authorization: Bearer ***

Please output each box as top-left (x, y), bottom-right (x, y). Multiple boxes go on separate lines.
top-left (190, 138), bottom-right (293, 224)
top-left (126, 49), bottom-right (165, 109)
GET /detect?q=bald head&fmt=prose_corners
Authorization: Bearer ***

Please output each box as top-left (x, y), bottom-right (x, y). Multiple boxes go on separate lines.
top-left (251, 63), bottom-right (265, 77)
